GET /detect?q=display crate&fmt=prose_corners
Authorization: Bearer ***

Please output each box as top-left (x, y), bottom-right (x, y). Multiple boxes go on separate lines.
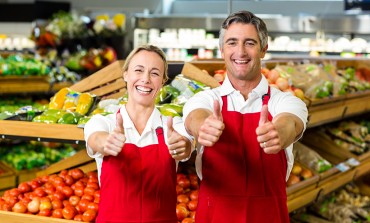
top-left (0, 161), bottom-right (16, 192)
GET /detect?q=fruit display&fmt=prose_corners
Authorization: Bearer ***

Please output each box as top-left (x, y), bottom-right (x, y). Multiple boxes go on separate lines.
top-left (0, 168), bottom-right (100, 222)
top-left (0, 97), bottom-right (48, 120)
top-left (287, 162), bottom-right (315, 187)
top-left (0, 142), bottom-right (78, 171)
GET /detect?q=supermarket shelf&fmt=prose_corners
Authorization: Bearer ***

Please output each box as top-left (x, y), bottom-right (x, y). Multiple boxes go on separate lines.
top-left (288, 155), bottom-right (370, 212)
top-left (0, 120), bottom-right (84, 144)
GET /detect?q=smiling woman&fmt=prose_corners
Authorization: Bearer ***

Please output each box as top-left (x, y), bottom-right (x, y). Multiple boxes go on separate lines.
top-left (83, 44), bottom-right (193, 223)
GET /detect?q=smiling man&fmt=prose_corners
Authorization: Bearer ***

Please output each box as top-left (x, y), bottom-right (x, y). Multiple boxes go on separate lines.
top-left (183, 10), bottom-right (308, 223)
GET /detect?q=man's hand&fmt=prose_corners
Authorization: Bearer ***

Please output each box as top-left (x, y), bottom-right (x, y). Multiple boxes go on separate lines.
top-left (198, 100), bottom-right (224, 147)
top-left (103, 113), bottom-right (126, 156)
top-left (256, 105), bottom-right (282, 154)
top-left (167, 116), bottom-right (191, 160)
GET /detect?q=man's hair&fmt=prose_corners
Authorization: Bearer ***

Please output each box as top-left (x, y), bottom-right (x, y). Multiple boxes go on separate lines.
top-left (219, 10), bottom-right (268, 51)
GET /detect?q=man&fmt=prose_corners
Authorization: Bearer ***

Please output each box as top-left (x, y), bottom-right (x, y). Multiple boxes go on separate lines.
top-left (183, 10), bottom-right (308, 223)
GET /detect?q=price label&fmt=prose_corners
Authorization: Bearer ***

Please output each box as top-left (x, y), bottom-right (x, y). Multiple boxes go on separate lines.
top-left (346, 158), bottom-right (360, 167)
top-left (336, 162), bottom-right (350, 172)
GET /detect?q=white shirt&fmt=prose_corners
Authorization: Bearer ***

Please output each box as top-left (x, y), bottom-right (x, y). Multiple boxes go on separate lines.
top-left (182, 75), bottom-right (308, 180)
top-left (84, 105), bottom-right (193, 184)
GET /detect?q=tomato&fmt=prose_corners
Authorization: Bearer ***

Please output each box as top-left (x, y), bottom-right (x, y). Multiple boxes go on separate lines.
top-left (177, 173), bottom-right (187, 181)
top-left (1, 203), bottom-right (12, 211)
top-left (82, 209), bottom-right (97, 222)
top-left (87, 171), bottom-right (98, 179)
top-left (81, 194), bottom-right (94, 202)
top-left (189, 190), bottom-right (198, 201)
top-left (40, 175), bottom-right (50, 183)
top-left (84, 187), bottom-right (96, 196)
top-left (28, 180), bottom-right (41, 190)
top-left (64, 175), bottom-right (75, 186)
top-left (74, 214), bottom-right (83, 221)
top-left (70, 168), bottom-right (85, 180)
top-left (33, 187), bottom-right (46, 197)
top-left (52, 191), bottom-right (66, 201)
top-left (86, 182), bottom-right (99, 190)
top-left (38, 209), bottom-right (52, 217)
top-left (62, 186), bottom-right (74, 198)
top-left (176, 185), bottom-right (184, 195)
top-left (176, 204), bottom-right (189, 221)
top-left (52, 176), bottom-right (65, 186)
top-left (189, 211), bottom-right (196, 220)
top-left (12, 202), bottom-right (27, 213)
top-left (18, 182), bottom-right (31, 193)
top-left (74, 186), bottom-right (85, 197)
top-left (44, 186), bottom-right (56, 195)
top-left (63, 200), bottom-right (72, 208)
top-left (190, 179), bottom-right (199, 189)
top-left (74, 181), bottom-right (86, 188)
top-left (62, 206), bottom-right (77, 220)
top-left (52, 208), bottom-right (63, 218)
top-left (182, 217), bottom-right (194, 223)
top-left (59, 169), bottom-right (68, 178)
top-left (177, 194), bottom-right (190, 204)
top-left (51, 199), bottom-right (63, 209)
top-left (39, 200), bottom-right (52, 211)
top-left (187, 200), bottom-right (198, 211)
top-left (177, 178), bottom-right (191, 189)
top-left (87, 202), bottom-right (99, 212)
top-left (78, 199), bottom-right (90, 213)
top-left (8, 188), bottom-right (21, 197)
top-left (69, 195), bottom-right (81, 206)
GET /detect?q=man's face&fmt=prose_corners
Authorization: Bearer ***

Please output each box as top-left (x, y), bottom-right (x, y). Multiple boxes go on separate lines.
top-left (221, 23), bottom-right (267, 82)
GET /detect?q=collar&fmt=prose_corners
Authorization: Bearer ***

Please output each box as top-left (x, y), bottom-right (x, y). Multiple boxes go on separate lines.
top-left (120, 105), bottom-right (163, 131)
top-left (220, 74), bottom-right (270, 99)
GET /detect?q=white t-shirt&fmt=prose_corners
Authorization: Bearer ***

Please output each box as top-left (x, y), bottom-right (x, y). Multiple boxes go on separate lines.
top-left (84, 105), bottom-right (194, 184)
top-left (182, 75), bottom-right (308, 181)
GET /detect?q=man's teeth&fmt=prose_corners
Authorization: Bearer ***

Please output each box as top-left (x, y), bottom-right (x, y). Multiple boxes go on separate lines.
top-left (235, 60), bottom-right (248, 64)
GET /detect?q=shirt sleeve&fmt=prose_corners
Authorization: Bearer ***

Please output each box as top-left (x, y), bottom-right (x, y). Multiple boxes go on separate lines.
top-left (83, 113), bottom-right (115, 158)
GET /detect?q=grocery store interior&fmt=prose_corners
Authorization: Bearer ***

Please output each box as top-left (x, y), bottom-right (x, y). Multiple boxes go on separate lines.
top-left (0, 0), bottom-right (370, 222)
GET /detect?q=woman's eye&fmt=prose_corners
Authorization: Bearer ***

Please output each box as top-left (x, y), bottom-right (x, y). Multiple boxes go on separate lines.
top-left (151, 72), bottom-right (160, 76)
top-left (135, 69), bottom-right (143, 73)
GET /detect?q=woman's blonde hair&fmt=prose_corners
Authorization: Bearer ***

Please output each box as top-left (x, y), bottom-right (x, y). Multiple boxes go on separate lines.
top-left (122, 45), bottom-right (168, 83)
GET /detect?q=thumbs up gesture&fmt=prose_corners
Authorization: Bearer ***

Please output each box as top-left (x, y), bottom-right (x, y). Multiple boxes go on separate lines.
top-left (103, 112), bottom-right (126, 156)
top-left (256, 105), bottom-right (281, 154)
top-left (167, 116), bottom-right (191, 160)
top-left (198, 100), bottom-right (224, 147)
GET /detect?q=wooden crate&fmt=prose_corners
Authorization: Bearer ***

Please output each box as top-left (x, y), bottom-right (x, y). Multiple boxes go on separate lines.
top-left (0, 161), bottom-right (16, 192)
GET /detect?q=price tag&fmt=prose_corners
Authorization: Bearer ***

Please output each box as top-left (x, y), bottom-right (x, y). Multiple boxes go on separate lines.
top-left (336, 162), bottom-right (350, 172)
top-left (346, 158), bottom-right (360, 167)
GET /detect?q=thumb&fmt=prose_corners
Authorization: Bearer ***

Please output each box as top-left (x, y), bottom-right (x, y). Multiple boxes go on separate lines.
top-left (167, 116), bottom-right (175, 138)
top-left (213, 100), bottom-right (223, 121)
top-left (115, 112), bottom-right (125, 133)
top-left (259, 104), bottom-right (269, 126)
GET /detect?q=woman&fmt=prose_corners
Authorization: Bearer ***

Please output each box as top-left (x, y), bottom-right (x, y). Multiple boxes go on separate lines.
top-left (84, 45), bottom-right (193, 223)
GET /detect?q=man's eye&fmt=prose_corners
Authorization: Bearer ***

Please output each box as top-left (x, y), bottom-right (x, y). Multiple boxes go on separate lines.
top-left (227, 41), bottom-right (236, 46)
top-left (246, 41), bottom-right (255, 46)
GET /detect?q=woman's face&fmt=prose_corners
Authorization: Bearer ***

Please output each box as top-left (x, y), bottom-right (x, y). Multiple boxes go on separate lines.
top-left (124, 50), bottom-right (165, 107)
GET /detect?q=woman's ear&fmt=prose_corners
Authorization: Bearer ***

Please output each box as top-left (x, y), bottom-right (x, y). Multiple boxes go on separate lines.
top-left (123, 71), bottom-right (127, 81)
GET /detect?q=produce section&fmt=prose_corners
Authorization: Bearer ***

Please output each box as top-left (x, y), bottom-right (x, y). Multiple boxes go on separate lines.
top-left (0, 57), bottom-right (370, 222)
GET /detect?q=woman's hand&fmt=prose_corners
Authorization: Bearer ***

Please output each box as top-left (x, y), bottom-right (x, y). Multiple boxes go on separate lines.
top-left (167, 116), bottom-right (191, 160)
top-left (103, 113), bottom-right (126, 156)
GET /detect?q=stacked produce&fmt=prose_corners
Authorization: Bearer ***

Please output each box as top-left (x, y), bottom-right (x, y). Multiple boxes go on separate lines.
top-left (261, 62), bottom-right (370, 100)
top-left (176, 171), bottom-right (199, 223)
top-left (0, 97), bottom-right (48, 120)
top-left (287, 162), bottom-right (315, 187)
top-left (0, 142), bottom-right (77, 171)
top-left (0, 168), bottom-right (100, 222)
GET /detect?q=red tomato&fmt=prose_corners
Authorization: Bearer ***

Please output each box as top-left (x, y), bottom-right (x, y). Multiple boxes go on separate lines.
top-left (69, 195), bottom-right (81, 206)
top-left (74, 214), bottom-right (83, 221)
top-left (51, 199), bottom-right (63, 209)
top-left (62, 186), bottom-right (74, 198)
top-left (82, 209), bottom-right (97, 222)
top-left (52, 176), bottom-right (65, 186)
top-left (28, 180), bottom-right (41, 190)
top-left (38, 209), bottom-right (52, 217)
top-left (176, 185), bottom-right (184, 195)
top-left (177, 194), bottom-right (190, 204)
top-left (51, 208), bottom-right (63, 218)
top-left (18, 182), bottom-right (31, 193)
top-left (8, 188), bottom-right (21, 197)
top-left (62, 206), bottom-right (77, 220)
top-left (44, 186), bottom-right (56, 195)
top-left (86, 182), bottom-right (99, 190)
top-left (52, 191), bottom-right (66, 201)
top-left (33, 187), bottom-right (46, 197)
top-left (189, 190), bottom-right (198, 201)
top-left (187, 200), bottom-right (198, 211)
top-left (84, 187), bottom-right (96, 196)
top-left (176, 204), bottom-right (189, 221)
top-left (87, 202), bottom-right (99, 212)
top-left (182, 217), bottom-right (194, 223)
top-left (64, 175), bottom-right (75, 186)
top-left (74, 186), bottom-right (85, 197)
top-left (81, 194), bottom-right (94, 202)
top-left (177, 178), bottom-right (191, 189)
top-left (70, 169), bottom-right (85, 180)
top-left (78, 199), bottom-right (90, 213)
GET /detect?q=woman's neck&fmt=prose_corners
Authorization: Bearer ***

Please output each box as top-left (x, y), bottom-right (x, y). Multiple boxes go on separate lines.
top-left (125, 102), bottom-right (154, 135)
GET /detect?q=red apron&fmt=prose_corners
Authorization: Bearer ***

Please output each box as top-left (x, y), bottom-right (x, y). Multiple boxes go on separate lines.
top-left (97, 115), bottom-right (177, 223)
top-left (195, 87), bottom-right (289, 223)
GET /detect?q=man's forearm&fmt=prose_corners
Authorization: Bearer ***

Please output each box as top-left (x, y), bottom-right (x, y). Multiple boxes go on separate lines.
top-left (185, 109), bottom-right (212, 139)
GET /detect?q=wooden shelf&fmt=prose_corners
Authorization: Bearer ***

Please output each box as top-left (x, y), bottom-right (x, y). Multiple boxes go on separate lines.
top-left (0, 120), bottom-right (84, 144)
